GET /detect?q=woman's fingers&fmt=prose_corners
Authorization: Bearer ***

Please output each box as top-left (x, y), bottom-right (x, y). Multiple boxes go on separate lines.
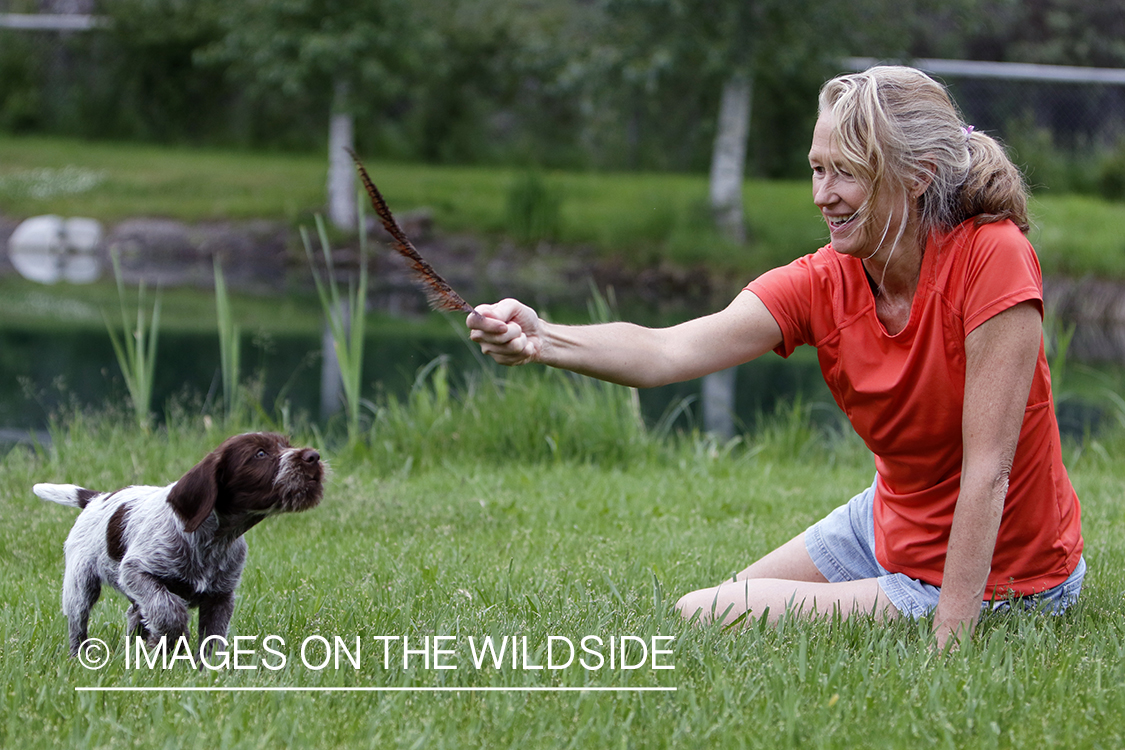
top-left (466, 299), bottom-right (540, 365)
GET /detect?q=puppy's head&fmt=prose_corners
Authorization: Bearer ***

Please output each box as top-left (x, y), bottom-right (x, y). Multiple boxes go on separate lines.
top-left (168, 432), bottom-right (324, 533)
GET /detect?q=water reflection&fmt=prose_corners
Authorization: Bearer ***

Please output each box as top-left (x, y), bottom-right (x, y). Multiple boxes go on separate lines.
top-left (0, 322), bottom-right (1112, 444)
top-left (0, 325), bottom-right (835, 439)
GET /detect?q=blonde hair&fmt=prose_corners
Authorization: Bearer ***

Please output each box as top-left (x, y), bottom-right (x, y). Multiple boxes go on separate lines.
top-left (818, 66), bottom-right (1029, 249)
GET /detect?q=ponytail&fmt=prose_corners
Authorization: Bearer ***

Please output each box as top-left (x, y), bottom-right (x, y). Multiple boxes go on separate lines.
top-left (959, 130), bottom-right (1030, 232)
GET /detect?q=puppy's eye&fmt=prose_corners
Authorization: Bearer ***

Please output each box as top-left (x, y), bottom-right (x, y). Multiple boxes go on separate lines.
top-left (255, 450), bottom-right (268, 459)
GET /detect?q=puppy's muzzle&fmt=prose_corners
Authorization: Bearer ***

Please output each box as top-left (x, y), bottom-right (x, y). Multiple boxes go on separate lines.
top-left (277, 448), bottom-right (325, 511)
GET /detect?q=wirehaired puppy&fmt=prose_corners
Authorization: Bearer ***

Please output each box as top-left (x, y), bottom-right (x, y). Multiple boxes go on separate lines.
top-left (35, 432), bottom-right (324, 657)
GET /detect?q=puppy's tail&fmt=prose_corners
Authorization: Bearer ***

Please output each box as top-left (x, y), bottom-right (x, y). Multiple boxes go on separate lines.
top-left (34, 483), bottom-right (99, 510)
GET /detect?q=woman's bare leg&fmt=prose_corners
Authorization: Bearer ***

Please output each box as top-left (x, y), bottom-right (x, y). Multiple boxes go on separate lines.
top-left (675, 532), bottom-right (898, 626)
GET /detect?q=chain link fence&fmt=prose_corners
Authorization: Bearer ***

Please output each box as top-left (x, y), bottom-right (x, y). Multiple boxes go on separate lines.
top-left (848, 57), bottom-right (1125, 148)
top-left (848, 57), bottom-right (1125, 197)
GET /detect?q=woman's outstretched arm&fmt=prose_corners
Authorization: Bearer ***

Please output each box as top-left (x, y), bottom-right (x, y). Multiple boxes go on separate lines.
top-left (467, 290), bottom-right (784, 388)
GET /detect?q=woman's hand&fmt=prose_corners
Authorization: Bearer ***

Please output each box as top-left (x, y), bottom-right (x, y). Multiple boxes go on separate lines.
top-left (467, 299), bottom-right (544, 366)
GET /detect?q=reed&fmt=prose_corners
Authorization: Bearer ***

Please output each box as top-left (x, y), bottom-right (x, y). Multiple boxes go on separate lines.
top-left (302, 210), bottom-right (369, 446)
top-left (213, 256), bottom-right (243, 423)
top-left (103, 249), bottom-right (161, 433)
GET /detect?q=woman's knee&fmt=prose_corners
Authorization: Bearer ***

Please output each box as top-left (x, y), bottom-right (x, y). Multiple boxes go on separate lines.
top-left (674, 587), bottom-right (717, 621)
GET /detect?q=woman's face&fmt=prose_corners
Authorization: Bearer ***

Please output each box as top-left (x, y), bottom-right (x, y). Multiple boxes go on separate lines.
top-left (809, 112), bottom-right (916, 262)
top-left (809, 112), bottom-right (873, 259)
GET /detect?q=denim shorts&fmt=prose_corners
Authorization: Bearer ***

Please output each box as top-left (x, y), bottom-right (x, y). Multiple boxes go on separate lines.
top-left (804, 476), bottom-right (1086, 619)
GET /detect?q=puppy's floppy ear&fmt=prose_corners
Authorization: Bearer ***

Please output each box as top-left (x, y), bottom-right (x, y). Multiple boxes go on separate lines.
top-left (167, 453), bottom-right (220, 533)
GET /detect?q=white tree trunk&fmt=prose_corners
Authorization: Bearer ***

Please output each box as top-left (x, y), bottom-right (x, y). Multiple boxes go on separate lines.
top-left (327, 81), bottom-right (357, 231)
top-left (708, 72), bottom-right (752, 244)
top-left (703, 72), bottom-right (752, 439)
top-left (701, 365), bottom-right (737, 441)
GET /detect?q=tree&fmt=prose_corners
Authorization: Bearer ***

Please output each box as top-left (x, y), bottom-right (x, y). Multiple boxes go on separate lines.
top-left (204, 0), bottom-right (427, 229)
top-left (596, 0), bottom-right (849, 242)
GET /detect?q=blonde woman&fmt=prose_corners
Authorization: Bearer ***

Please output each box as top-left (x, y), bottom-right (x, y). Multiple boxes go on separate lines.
top-left (467, 66), bottom-right (1084, 650)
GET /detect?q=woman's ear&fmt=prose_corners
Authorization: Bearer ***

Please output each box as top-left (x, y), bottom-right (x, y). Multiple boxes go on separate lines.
top-left (912, 161), bottom-right (937, 198)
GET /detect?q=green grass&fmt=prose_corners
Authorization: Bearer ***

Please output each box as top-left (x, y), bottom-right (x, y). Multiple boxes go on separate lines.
top-left (1, 371), bottom-right (1122, 749)
top-left (4, 134), bottom-right (1124, 278)
top-left (1028, 194), bottom-right (1125, 279)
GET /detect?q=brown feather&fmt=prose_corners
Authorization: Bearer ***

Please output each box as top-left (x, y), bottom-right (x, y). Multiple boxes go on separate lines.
top-left (347, 149), bottom-right (474, 314)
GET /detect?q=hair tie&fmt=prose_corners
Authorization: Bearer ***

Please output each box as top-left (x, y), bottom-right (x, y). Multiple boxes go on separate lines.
top-left (962, 125), bottom-right (975, 139)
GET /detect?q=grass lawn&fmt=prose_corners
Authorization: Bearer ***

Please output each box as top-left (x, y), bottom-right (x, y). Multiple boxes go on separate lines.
top-left (3, 134), bottom-right (1125, 279)
top-left (1, 368), bottom-right (1122, 749)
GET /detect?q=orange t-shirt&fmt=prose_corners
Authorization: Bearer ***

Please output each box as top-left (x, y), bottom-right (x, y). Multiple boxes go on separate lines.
top-left (746, 219), bottom-right (1082, 597)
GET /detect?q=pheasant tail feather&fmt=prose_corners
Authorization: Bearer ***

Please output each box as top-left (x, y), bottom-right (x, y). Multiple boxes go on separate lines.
top-left (346, 149), bottom-right (473, 314)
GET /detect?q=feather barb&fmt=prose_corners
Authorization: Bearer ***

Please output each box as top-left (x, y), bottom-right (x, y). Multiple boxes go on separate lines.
top-left (347, 149), bottom-right (473, 314)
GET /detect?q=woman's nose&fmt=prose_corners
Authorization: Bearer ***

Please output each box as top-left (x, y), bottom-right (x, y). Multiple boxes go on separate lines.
top-left (813, 176), bottom-right (835, 207)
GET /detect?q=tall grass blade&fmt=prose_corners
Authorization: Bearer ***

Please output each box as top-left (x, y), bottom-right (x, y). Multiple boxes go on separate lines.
top-left (302, 205), bottom-right (369, 445)
top-left (213, 257), bottom-right (242, 423)
top-left (103, 249), bottom-right (161, 433)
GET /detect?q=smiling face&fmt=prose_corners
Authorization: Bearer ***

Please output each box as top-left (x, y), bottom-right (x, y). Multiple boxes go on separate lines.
top-left (809, 112), bottom-right (914, 263)
top-left (809, 112), bottom-right (873, 258)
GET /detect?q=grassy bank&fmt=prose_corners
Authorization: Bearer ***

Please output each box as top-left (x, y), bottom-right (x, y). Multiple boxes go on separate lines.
top-left (1, 368), bottom-right (1123, 749)
top-left (3, 135), bottom-right (1125, 278)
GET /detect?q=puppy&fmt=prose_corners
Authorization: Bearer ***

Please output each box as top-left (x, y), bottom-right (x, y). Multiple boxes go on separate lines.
top-left (36, 432), bottom-right (324, 657)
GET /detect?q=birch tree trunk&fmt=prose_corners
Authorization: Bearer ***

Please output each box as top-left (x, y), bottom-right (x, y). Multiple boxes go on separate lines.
top-left (702, 71), bottom-right (753, 439)
top-left (708, 71), bottom-right (752, 243)
top-left (327, 80), bottom-right (357, 231)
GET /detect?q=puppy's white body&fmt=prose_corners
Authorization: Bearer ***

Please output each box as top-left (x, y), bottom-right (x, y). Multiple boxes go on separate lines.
top-left (39, 483), bottom-right (248, 649)
top-left (37, 433), bottom-right (323, 656)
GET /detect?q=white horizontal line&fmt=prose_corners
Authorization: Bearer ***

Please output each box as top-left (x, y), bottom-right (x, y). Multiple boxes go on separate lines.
top-left (76, 686), bottom-right (677, 693)
top-left (845, 56), bottom-right (1125, 85)
top-left (0, 13), bottom-right (110, 30)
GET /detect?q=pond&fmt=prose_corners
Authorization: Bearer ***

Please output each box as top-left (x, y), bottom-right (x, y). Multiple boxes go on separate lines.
top-left (0, 317), bottom-right (842, 445)
top-left (2, 320), bottom-right (1115, 451)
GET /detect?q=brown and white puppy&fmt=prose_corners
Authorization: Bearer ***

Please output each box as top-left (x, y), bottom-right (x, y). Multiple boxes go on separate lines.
top-left (35, 432), bottom-right (324, 657)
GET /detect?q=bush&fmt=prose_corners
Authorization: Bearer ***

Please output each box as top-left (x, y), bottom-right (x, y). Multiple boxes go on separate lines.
top-left (1096, 138), bottom-right (1125, 201)
top-left (504, 170), bottom-right (563, 246)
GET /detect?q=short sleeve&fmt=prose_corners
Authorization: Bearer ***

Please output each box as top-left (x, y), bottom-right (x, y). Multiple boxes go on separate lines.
top-left (745, 252), bottom-right (821, 358)
top-left (959, 221), bottom-right (1044, 334)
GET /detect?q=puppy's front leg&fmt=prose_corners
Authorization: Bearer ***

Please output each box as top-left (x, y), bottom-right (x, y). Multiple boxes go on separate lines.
top-left (125, 601), bottom-right (152, 642)
top-left (118, 561), bottom-right (191, 647)
top-left (197, 591), bottom-right (236, 661)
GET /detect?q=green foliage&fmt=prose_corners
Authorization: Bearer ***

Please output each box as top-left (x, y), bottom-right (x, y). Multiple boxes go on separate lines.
top-left (201, 0), bottom-right (429, 147)
top-left (89, 0), bottom-right (231, 143)
top-left (504, 170), bottom-right (562, 245)
top-left (3, 0), bottom-right (1125, 183)
top-left (973, 0), bottom-right (1125, 68)
top-left (363, 361), bottom-right (657, 474)
top-left (0, 30), bottom-right (40, 132)
top-left (1004, 116), bottom-right (1104, 196)
top-left (103, 251), bottom-right (162, 433)
top-left (0, 0), bottom-right (911, 175)
top-left (1096, 137), bottom-right (1125, 201)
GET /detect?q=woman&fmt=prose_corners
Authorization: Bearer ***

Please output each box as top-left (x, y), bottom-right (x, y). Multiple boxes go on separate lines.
top-left (466, 66), bottom-right (1084, 650)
